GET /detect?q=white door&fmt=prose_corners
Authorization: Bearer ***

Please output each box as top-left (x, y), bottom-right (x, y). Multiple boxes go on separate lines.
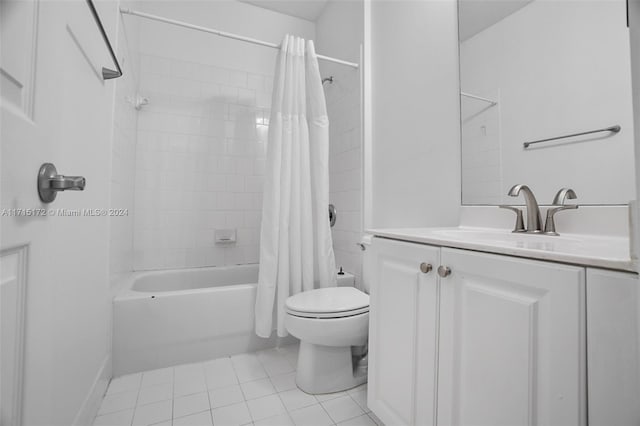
top-left (1, 1), bottom-right (116, 424)
top-left (368, 237), bottom-right (440, 426)
top-left (437, 248), bottom-right (586, 426)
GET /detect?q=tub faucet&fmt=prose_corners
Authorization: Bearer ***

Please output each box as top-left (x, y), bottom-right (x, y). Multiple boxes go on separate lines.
top-left (507, 184), bottom-right (542, 233)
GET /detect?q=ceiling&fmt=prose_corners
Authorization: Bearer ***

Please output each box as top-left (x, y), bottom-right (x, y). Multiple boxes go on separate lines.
top-left (458, 0), bottom-right (533, 41)
top-left (238, 0), bottom-right (329, 22)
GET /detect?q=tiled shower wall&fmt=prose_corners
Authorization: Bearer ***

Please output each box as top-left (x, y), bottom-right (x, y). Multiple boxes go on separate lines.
top-left (110, 4), bottom-right (139, 285)
top-left (133, 54), bottom-right (272, 270)
top-left (317, 0), bottom-right (364, 287)
top-left (325, 71), bottom-right (362, 281)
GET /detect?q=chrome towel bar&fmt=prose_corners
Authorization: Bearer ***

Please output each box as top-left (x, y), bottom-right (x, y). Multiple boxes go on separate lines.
top-left (87, 0), bottom-right (122, 80)
top-left (523, 125), bottom-right (621, 149)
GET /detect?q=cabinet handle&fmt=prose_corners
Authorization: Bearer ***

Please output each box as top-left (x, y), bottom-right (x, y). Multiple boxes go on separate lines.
top-left (437, 265), bottom-right (451, 278)
top-left (420, 262), bottom-right (433, 273)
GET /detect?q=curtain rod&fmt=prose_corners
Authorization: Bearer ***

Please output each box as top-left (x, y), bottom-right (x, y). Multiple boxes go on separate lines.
top-left (120, 8), bottom-right (360, 69)
top-left (460, 92), bottom-right (498, 106)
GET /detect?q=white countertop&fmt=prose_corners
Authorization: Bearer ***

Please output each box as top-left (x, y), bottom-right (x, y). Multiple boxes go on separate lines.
top-left (367, 226), bottom-right (636, 272)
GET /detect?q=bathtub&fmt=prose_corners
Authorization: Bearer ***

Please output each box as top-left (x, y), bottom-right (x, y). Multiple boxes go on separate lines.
top-left (112, 264), bottom-right (287, 376)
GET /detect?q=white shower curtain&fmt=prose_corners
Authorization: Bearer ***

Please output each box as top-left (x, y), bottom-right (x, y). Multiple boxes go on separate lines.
top-left (255, 35), bottom-right (337, 338)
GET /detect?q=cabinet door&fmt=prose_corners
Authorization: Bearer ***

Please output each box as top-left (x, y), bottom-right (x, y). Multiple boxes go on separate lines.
top-left (368, 238), bottom-right (440, 426)
top-left (586, 268), bottom-right (640, 426)
top-left (437, 248), bottom-right (586, 426)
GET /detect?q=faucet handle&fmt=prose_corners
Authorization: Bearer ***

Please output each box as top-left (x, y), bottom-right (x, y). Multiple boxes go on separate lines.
top-left (544, 205), bottom-right (578, 235)
top-left (545, 189), bottom-right (578, 235)
top-left (552, 188), bottom-right (577, 205)
top-left (499, 205), bottom-right (526, 233)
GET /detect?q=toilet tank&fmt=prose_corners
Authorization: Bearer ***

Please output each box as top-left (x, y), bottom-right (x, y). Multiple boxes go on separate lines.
top-left (336, 271), bottom-right (355, 287)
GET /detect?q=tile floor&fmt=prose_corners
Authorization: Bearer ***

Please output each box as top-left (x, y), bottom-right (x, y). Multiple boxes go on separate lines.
top-left (94, 344), bottom-right (383, 426)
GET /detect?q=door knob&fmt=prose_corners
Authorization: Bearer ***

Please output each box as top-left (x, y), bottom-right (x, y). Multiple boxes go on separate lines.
top-left (420, 262), bottom-right (432, 273)
top-left (437, 265), bottom-right (451, 278)
top-left (38, 163), bottom-right (86, 203)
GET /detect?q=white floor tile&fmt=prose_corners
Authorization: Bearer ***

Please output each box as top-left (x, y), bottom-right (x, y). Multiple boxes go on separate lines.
top-left (205, 358), bottom-right (239, 389)
top-left (174, 375), bottom-right (208, 397)
top-left (337, 414), bottom-right (377, 426)
top-left (257, 349), bottom-right (295, 377)
top-left (269, 372), bottom-right (297, 393)
top-left (137, 383), bottom-right (173, 405)
top-left (278, 344), bottom-right (299, 357)
top-left (93, 408), bottom-right (134, 426)
top-left (346, 384), bottom-right (366, 395)
top-left (175, 363), bottom-right (205, 382)
top-left (209, 384), bottom-right (245, 409)
top-left (368, 412), bottom-right (384, 426)
top-left (256, 349), bottom-right (282, 364)
top-left (288, 404), bottom-right (333, 426)
top-left (107, 373), bottom-right (142, 395)
top-left (94, 345), bottom-right (368, 426)
top-left (321, 395), bottom-right (365, 424)
top-left (173, 410), bottom-right (214, 426)
top-left (263, 358), bottom-right (295, 377)
top-left (241, 378), bottom-right (276, 400)
top-left (132, 399), bottom-right (172, 426)
top-left (349, 389), bottom-right (369, 413)
top-left (231, 353), bottom-right (268, 383)
top-left (278, 388), bottom-right (318, 412)
top-left (141, 367), bottom-right (174, 388)
top-left (212, 401), bottom-right (252, 426)
top-left (279, 345), bottom-right (299, 366)
top-left (315, 390), bottom-right (347, 402)
top-left (253, 412), bottom-right (294, 426)
top-left (174, 392), bottom-right (211, 419)
top-left (203, 356), bottom-right (234, 372)
top-left (97, 390), bottom-right (138, 415)
top-left (246, 394), bottom-right (286, 421)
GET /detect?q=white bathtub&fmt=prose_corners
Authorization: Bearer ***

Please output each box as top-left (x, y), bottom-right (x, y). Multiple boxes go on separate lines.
top-left (112, 264), bottom-right (286, 375)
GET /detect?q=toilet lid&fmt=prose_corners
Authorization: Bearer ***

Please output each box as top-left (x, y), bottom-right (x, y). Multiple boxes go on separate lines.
top-left (285, 287), bottom-right (369, 316)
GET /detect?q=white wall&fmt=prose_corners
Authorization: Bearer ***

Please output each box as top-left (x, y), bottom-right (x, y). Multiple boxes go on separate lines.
top-left (130, 1), bottom-right (315, 270)
top-left (370, 0), bottom-right (461, 228)
top-left (461, 0), bottom-right (635, 205)
top-left (316, 0), bottom-right (364, 285)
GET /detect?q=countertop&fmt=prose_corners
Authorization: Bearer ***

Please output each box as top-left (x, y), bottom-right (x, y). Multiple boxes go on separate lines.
top-left (367, 226), bottom-right (636, 272)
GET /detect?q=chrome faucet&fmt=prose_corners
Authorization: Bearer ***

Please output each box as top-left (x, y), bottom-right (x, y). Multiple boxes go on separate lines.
top-left (507, 184), bottom-right (542, 233)
top-left (544, 188), bottom-right (578, 235)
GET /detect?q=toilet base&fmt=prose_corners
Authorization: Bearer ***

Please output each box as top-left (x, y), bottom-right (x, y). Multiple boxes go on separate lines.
top-left (295, 341), bottom-right (368, 394)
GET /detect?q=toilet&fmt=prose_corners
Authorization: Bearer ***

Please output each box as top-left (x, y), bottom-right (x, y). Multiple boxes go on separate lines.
top-left (285, 248), bottom-right (373, 395)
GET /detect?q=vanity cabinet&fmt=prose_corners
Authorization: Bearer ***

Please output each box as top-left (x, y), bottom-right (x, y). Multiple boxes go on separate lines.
top-left (368, 239), bottom-right (440, 425)
top-left (368, 237), bottom-right (587, 426)
top-left (586, 269), bottom-right (640, 426)
top-left (437, 248), bottom-right (585, 426)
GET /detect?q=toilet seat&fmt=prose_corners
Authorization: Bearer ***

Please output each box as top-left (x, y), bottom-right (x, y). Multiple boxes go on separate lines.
top-left (287, 306), bottom-right (369, 319)
top-left (285, 287), bottom-right (369, 319)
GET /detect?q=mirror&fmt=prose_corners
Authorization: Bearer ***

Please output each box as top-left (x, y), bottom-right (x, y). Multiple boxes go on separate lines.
top-left (458, 0), bottom-right (636, 205)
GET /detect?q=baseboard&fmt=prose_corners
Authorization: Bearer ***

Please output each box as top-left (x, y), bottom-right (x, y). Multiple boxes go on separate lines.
top-left (73, 354), bottom-right (112, 426)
